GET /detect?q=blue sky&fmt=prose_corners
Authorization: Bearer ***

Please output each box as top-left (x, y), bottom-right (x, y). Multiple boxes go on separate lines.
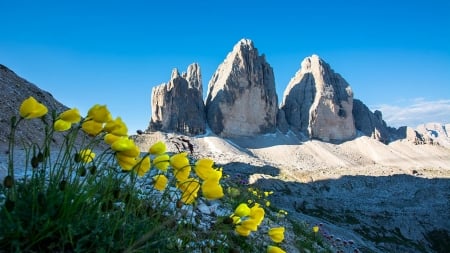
top-left (1, 0), bottom-right (449, 132)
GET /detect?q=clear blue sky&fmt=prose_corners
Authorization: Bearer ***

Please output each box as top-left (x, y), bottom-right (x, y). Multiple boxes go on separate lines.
top-left (1, 0), bottom-right (449, 132)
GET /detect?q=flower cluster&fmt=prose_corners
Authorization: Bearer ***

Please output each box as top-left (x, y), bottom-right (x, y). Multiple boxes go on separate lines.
top-left (17, 97), bottom-right (225, 205)
top-left (231, 203), bottom-right (265, 236)
top-left (10, 96), bottom-right (297, 252)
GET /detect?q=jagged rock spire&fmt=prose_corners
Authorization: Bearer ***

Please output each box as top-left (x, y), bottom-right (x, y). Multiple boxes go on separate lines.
top-left (205, 38), bottom-right (278, 137)
top-left (281, 55), bottom-right (356, 141)
top-left (148, 63), bottom-right (206, 135)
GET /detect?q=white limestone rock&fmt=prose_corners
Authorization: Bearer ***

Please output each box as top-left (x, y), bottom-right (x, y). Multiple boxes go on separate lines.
top-left (205, 39), bottom-right (278, 137)
top-left (281, 55), bottom-right (356, 142)
top-left (148, 63), bottom-right (206, 135)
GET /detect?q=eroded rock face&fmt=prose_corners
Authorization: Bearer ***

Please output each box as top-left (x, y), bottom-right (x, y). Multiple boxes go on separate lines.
top-left (353, 99), bottom-right (390, 143)
top-left (205, 39), bottom-right (278, 137)
top-left (148, 63), bottom-right (206, 135)
top-left (281, 55), bottom-right (355, 141)
top-left (0, 64), bottom-right (68, 145)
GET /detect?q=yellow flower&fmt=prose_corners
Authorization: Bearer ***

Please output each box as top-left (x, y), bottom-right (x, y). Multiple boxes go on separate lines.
top-left (19, 96), bottom-right (48, 119)
top-left (86, 104), bottom-right (112, 123)
top-left (202, 180), bottom-right (224, 200)
top-left (111, 138), bottom-right (137, 153)
top-left (313, 225), bottom-right (319, 233)
top-left (234, 203), bottom-right (251, 217)
top-left (103, 117), bottom-right (128, 136)
top-left (78, 149), bottom-right (95, 163)
top-left (81, 120), bottom-right (103, 136)
top-left (249, 203), bottom-right (265, 225)
top-left (240, 219), bottom-right (259, 232)
top-left (268, 227), bottom-right (285, 243)
top-left (174, 166), bottom-right (191, 182)
top-left (170, 152), bottom-right (190, 170)
top-left (54, 119), bottom-right (72, 131)
top-left (235, 225), bottom-right (251, 237)
top-left (177, 178), bottom-right (200, 204)
top-left (116, 153), bottom-right (137, 170)
top-left (266, 201), bottom-right (271, 207)
top-left (59, 108), bottom-right (81, 123)
top-left (104, 133), bottom-right (122, 145)
top-left (135, 156), bottom-right (151, 177)
top-left (149, 141), bottom-right (166, 155)
top-left (54, 108), bottom-right (81, 131)
top-left (194, 158), bottom-right (214, 180)
top-left (153, 154), bottom-right (170, 171)
top-left (153, 174), bottom-right (168, 191)
top-left (267, 245), bottom-right (286, 253)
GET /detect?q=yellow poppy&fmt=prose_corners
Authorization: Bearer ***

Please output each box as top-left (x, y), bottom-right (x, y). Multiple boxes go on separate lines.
top-left (54, 119), bottom-right (72, 131)
top-left (234, 203), bottom-right (251, 217)
top-left (116, 153), bottom-right (137, 170)
top-left (170, 152), bottom-right (189, 170)
top-left (153, 154), bottom-right (170, 171)
top-left (86, 104), bottom-right (112, 123)
top-left (58, 108), bottom-right (81, 123)
top-left (149, 141), bottom-right (166, 155)
top-left (267, 245), bottom-right (286, 253)
top-left (268, 227), bottom-right (285, 243)
top-left (202, 180), bottom-right (224, 200)
top-left (19, 96), bottom-right (48, 119)
top-left (81, 120), bottom-right (103, 136)
top-left (153, 174), bottom-right (168, 191)
top-left (103, 117), bottom-right (128, 136)
top-left (135, 156), bottom-right (151, 177)
top-left (235, 225), bottom-right (251, 237)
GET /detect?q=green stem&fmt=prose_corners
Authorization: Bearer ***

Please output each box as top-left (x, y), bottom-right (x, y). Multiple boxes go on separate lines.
top-left (7, 117), bottom-right (22, 201)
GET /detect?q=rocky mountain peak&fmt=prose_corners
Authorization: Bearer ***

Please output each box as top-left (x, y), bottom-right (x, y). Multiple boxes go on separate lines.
top-left (148, 63), bottom-right (206, 135)
top-left (281, 55), bottom-right (356, 142)
top-left (205, 39), bottom-right (278, 137)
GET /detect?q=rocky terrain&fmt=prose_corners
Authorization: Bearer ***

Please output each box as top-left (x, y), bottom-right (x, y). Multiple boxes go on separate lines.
top-left (134, 131), bottom-right (450, 253)
top-left (0, 64), bottom-right (69, 146)
top-left (2, 38), bottom-right (450, 252)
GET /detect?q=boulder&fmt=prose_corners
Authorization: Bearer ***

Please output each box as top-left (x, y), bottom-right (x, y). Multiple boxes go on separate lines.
top-left (205, 39), bottom-right (278, 137)
top-left (281, 55), bottom-right (356, 142)
top-left (148, 63), bottom-right (206, 135)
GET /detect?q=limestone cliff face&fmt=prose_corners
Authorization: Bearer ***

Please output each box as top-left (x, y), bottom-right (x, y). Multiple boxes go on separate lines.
top-left (205, 39), bottom-right (278, 137)
top-left (148, 63), bottom-right (206, 135)
top-left (353, 99), bottom-right (390, 143)
top-left (281, 55), bottom-right (356, 141)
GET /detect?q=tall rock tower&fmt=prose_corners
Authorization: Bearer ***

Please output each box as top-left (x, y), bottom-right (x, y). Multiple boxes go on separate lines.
top-left (148, 63), bottom-right (206, 135)
top-left (205, 39), bottom-right (278, 137)
top-left (281, 55), bottom-right (356, 141)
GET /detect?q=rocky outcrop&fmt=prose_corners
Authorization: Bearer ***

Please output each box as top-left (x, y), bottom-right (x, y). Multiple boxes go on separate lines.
top-left (281, 55), bottom-right (355, 142)
top-left (148, 63), bottom-right (206, 135)
top-left (391, 126), bottom-right (434, 145)
top-left (353, 99), bottom-right (390, 143)
top-left (0, 64), bottom-right (69, 145)
top-left (416, 123), bottom-right (450, 147)
top-left (205, 39), bottom-right (278, 137)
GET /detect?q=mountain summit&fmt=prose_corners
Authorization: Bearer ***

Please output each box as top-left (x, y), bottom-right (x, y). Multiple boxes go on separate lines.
top-left (205, 38), bottom-right (278, 137)
top-left (281, 55), bottom-right (356, 141)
